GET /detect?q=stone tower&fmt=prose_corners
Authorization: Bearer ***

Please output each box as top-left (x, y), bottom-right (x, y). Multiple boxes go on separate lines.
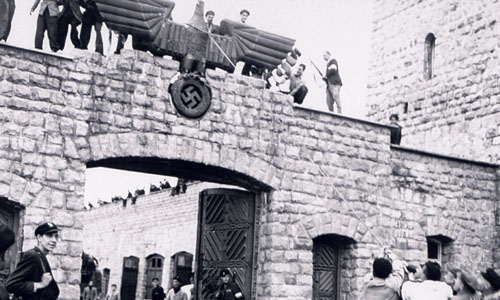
top-left (366, 0), bottom-right (500, 164)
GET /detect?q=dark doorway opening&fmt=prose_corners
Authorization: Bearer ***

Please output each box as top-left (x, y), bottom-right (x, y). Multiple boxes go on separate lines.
top-left (0, 197), bottom-right (23, 285)
top-left (121, 256), bottom-right (139, 300)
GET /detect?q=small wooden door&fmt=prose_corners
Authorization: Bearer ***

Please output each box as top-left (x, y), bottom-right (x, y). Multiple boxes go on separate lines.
top-left (0, 199), bottom-right (20, 285)
top-left (121, 256), bottom-right (139, 300)
top-left (145, 254), bottom-right (164, 298)
top-left (196, 189), bottom-right (257, 300)
top-left (313, 242), bottom-right (340, 300)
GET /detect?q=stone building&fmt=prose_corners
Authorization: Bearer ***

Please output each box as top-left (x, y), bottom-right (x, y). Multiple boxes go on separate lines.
top-left (0, 3), bottom-right (499, 297)
top-left (366, 0), bottom-right (500, 164)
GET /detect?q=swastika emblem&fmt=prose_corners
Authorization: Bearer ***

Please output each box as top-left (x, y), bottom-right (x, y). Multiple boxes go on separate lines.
top-left (169, 74), bottom-right (212, 118)
top-left (181, 85), bottom-right (203, 109)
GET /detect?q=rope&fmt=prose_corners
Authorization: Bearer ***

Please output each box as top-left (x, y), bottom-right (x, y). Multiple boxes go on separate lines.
top-left (304, 155), bottom-right (386, 248)
top-left (275, 101), bottom-right (396, 255)
top-left (185, 24), bottom-right (237, 69)
top-left (188, 20), bottom-right (392, 255)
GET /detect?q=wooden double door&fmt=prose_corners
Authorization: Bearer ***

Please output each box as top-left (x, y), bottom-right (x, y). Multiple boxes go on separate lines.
top-left (0, 199), bottom-right (20, 285)
top-left (196, 188), bottom-right (259, 300)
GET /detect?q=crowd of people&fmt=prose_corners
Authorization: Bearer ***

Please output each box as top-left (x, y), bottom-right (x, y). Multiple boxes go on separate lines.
top-left (3, 222), bottom-right (500, 300)
top-left (363, 250), bottom-right (500, 300)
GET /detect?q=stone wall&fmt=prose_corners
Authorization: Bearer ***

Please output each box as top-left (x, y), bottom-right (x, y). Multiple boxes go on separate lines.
top-left (366, 0), bottom-right (500, 164)
top-left (0, 42), bottom-right (498, 300)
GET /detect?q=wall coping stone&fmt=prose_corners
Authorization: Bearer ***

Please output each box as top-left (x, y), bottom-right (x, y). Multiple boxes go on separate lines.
top-left (0, 42), bottom-right (73, 60)
top-left (391, 145), bottom-right (499, 168)
top-left (293, 104), bottom-right (396, 131)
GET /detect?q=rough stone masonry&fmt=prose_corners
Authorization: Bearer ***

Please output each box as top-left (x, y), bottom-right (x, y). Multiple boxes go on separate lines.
top-left (366, 0), bottom-right (500, 164)
top-left (0, 41), bottom-right (498, 300)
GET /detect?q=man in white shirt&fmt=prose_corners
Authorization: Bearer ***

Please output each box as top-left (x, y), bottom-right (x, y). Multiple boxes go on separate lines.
top-left (401, 261), bottom-right (453, 300)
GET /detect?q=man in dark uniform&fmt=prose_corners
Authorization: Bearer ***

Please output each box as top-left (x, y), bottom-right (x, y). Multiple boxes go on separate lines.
top-left (57, 0), bottom-right (82, 50)
top-left (0, 224), bottom-right (15, 300)
top-left (215, 269), bottom-right (243, 300)
top-left (80, 0), bottom-right (103, 54)
top-left (323, 50), bottom-right (343, 113)
top-left (0, 0), bottom-right (15, 42)
top-left (152, 277), bottom-right (165, 300)
top-left (389, 113), bottom-right (402, 145)
top-left (6, 222), bottom-right (60, 300)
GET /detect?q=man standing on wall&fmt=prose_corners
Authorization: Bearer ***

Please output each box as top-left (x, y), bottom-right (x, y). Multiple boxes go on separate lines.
top-left (239, 9), bottom-right (249, 24)
top-left (166, 276), bottom-right (187, 300)
top-left (389, 114), bottom-right (402, 145)
top-left (152, 278), bottom-right (166, 300)
top-left (205, 11), bottom-right (219, 34)
top-left (0, 0), bottom-right (15, 42)
top-left (57, 0), bottom-right (82, 50)
top-left (83, 280), bottom-right (98, 300)
top-left (30, 0), bottom-right (60, 52)
top-left (0, 225), bottom-right (15, 300)
top-left (6, 222), bottom-right (60, 300)
top-left (80, 0), bottom-right (104, 54)
top-left (323, 51), bottom-right (343, 113)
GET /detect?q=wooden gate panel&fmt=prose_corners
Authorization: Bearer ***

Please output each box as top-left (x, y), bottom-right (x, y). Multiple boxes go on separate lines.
top-left (203, 231), bottom-right (225, 261)
top-left (205, 194), bottom-right (225, 224)
top-left (196, 189), bottom-right (257, 300)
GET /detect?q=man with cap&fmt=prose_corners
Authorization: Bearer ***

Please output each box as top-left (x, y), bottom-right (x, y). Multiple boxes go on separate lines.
top-left (152, 277), bottom-right (166, 300)
top-left (0, 224), bottom-right (15, 300)
top-left (166, 276), bottom-right (187, 300)
top-left (205, 10), bottom-right (219, 34)
top-left (481, 268), bottom-right (500, 300)
top-left (215, 269), bottom-right (244, 300)
top-left (239, 9), bottom-right (249, 24)
top-left (6, 222), bottom-right (60, 300)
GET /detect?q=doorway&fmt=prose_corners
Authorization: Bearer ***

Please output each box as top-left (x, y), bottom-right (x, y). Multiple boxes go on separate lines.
top-left (195, 188), bottom-right (259, 300)
top-left (120, 256), bottom-right (139, 300)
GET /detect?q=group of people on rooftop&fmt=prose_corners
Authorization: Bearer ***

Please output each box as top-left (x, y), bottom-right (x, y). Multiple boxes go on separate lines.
top-left (1, 0), bottom-right (344, 114)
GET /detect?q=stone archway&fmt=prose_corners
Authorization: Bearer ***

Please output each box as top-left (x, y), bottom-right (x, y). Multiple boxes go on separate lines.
top-left (85, 132), bottom-right (281, 192)
top-left (292, 212), bottom-right (365, 250)
top-left (418, 216), bottom-right (459, 240)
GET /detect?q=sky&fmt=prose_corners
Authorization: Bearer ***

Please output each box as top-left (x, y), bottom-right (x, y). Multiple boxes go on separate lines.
top-left (5, 0), bottom-right (374, 205)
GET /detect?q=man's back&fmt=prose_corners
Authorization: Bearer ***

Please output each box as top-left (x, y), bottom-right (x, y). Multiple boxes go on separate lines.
top-left (364, 279), bottom-right (400, 300)
top-left (402, 280), bottom-right (453, 300)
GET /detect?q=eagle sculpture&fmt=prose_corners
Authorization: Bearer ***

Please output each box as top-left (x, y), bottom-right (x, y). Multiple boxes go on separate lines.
top-left (94, 0), bottom-right (300, 73)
